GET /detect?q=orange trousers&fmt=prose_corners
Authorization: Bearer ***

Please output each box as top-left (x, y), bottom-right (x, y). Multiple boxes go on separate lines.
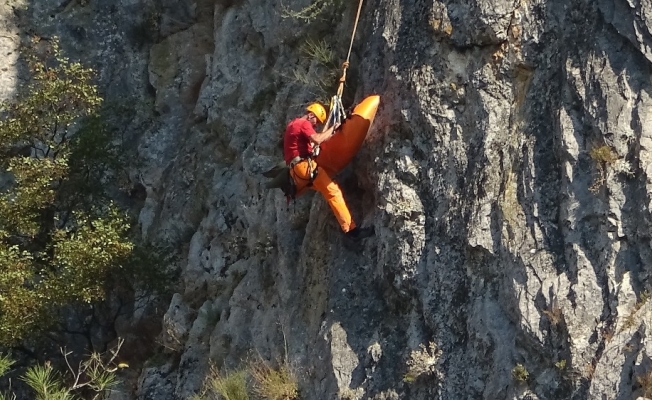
top-left (290, 160), bottom-right (356, 232)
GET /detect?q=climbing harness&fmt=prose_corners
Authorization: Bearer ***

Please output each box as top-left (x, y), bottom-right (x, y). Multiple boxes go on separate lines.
top-left (289, 156), bottom-right (318, 188)
top-left (259, 156), bottom-right (317, 209)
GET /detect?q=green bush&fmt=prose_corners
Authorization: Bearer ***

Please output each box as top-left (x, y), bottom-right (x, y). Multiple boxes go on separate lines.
top-left (0, 37), bottom-right (134, 345)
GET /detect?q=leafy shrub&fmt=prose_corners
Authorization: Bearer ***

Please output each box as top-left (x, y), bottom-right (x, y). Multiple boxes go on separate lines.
top-left (0, 37), bottom-right (134, 345)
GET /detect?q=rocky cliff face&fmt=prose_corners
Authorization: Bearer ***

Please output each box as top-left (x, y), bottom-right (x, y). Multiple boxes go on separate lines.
top-left (2, 0), bottom-right (652, 399)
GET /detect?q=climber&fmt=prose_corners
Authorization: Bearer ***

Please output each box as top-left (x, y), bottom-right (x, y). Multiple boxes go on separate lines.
top-left (284, 102), bottom-right (374, 240)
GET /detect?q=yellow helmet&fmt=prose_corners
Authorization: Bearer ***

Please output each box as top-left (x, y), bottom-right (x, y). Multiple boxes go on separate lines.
top-left (306, 102), bottom-right (327, 124)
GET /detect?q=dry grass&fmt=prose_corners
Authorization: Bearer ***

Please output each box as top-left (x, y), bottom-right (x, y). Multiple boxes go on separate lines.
top-left (194, 357), bottom-right (297, 400)
top-left (588, 145), bottom-right (619, 193)
top-left (300, 39), bottom-right (334, 66)
top-left (403, 342), bottom-right (442, 383)
top-left (280, 0), bottom-right (328, 22)
top-left (491, 42), bottom-right (509, 64)
top-left (619, 290), bottom-right (650, 333)
top-left (584, 362), bottom-right (596, 380)
top-left (636, 369), bottom-right (652, 398)
top-left (205, 367), bottom-right (249, 400)
top-left (249, 360), bottom-right (298, 400)
top-left (511, 364), bottom-right (529, 382)
top-left (276, 38), bottom-right (339, 104)
top-left (338, 387), bottom-right (362, 400)
top-left (429, 18), bottom-right (452, 36)
top-left (542, 303), bottom-right (563, 326)
top-left (621, 313), bottom-right (637, 332)
top-left (601, 326), bottom-right (614, 343)
top-left (589, 145), bottom-right (618, 164)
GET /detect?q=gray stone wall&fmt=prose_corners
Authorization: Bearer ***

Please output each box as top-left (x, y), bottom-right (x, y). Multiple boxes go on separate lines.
top-left (2, 0), bottom-right (652, 399)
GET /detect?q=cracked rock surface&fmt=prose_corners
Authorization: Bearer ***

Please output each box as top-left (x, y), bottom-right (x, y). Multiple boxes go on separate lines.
top-left (2, 0), bottom-right (652, 399)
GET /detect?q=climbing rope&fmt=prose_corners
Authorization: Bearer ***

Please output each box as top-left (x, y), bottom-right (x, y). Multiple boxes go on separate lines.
top-left (336, 0), bottom-right (364, 98)
top-left (323, 0), bottom-right (365, 133)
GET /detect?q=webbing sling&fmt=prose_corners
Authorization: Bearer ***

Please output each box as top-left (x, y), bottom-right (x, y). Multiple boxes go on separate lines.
top-left (324, 95), bottom-right (346, 131)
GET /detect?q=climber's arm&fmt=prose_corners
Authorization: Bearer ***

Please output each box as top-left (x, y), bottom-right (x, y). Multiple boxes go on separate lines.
top-left (309, 123), bottom-right (340, 145)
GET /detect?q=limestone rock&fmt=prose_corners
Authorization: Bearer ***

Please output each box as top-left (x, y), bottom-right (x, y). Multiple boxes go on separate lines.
top-left (2, 0), bottom-right (652, 399)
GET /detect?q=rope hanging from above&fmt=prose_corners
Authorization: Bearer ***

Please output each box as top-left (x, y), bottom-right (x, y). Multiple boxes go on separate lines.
top-left (321, 0), bottom-right (365, 133)
top-left (336, 0), bottom-right (365, 98)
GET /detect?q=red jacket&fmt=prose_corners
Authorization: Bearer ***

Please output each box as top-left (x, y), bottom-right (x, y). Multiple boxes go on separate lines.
top-left (283, 118), bottom-right (316, 164)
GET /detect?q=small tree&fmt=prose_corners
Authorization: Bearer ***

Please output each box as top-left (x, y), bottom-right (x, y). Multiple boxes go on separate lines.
top-left (0, 37), bottom-right (133, 346)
